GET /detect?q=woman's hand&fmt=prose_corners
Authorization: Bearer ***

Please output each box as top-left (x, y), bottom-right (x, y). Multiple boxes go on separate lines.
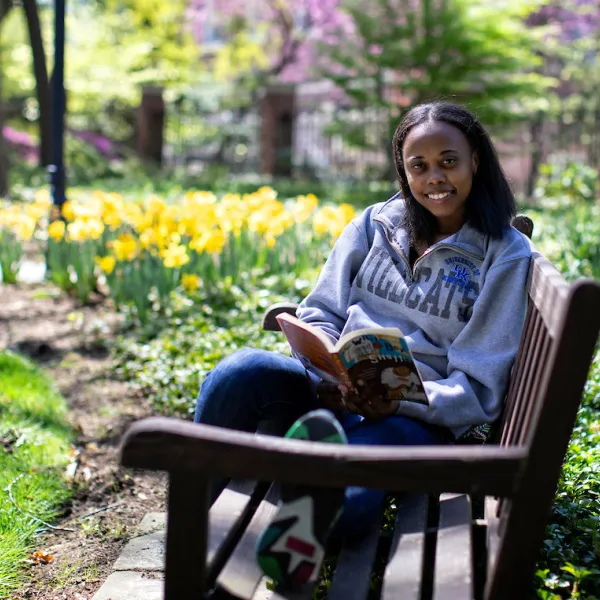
top-left (341, 380), bottom-right (398, 420)
top-left (316, 380), bottom-right (345, 414)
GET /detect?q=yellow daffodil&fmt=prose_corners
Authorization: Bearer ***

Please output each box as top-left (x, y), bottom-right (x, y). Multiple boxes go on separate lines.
top-left (66, 220), bottom-right (88, 242)
top-left (181, 273), bottom-right (200, 292)
top-left (48, 220), bottom-right (66, 241)
top-left (191, 228), bottom-right (227, 254)
top-left (147, 194), bottom-right (166, 218)
top-left (338, 203), bottom-right (356, 223)
top-left (110, 233), bottom-right (138, 262)
top-left (292, 194), bottom-right (319, 223)
top-left (139, 228), bottom-right (158, 250)
top-left (86, 218), bottom-right (105, 240)
top-left (312, 204), bottom-right (356, 238)
top-left (61, 201), bottom-right (76, 222)
top-left (265, 232), bottom-right (277, 248)
top-left (25, 203), bottom-right (47, 222)
top-left (13, 216), bottom-right (36, 241)
top-left (122, 202), bottom-right (144, 228)
top-left (162, 243), bottom-right (189, 268)
top-left (34, 188), bottom-right (51, 205)
top-left (96, 255), bottom-right (116, 275)
top-left (204, 229), bottom-right (226, 254)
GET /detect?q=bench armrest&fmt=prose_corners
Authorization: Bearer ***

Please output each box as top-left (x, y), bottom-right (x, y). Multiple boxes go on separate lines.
top-left (261, 302), bottom-right (299, 331)
top-left (120, 417), bottom-right (526, 498)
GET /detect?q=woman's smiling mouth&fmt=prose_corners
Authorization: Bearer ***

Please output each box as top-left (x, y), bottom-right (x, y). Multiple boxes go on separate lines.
top-left (425, 191), bottom-right (455, 203)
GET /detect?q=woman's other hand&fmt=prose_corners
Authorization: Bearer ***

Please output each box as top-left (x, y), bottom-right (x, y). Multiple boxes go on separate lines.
top-left (341, 380), bottom-right (398, 420)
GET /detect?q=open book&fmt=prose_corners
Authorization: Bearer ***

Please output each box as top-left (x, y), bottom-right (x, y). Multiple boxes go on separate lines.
top-left (276, 313), bottom-right (429, 406)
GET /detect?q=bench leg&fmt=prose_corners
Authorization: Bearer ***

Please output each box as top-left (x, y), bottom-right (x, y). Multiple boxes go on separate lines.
top-left (164, 472), bottom-right (210, 600)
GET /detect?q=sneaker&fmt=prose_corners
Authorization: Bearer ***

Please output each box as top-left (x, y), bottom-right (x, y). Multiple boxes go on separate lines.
top-left (255, 409), bottom-right (347, 588)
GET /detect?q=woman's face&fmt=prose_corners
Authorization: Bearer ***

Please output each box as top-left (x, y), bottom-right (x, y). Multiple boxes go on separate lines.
top-left (402, 120), bottom-right (479, 234)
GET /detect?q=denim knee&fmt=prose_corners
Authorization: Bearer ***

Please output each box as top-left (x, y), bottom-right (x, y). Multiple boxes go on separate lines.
top-left (203, 348), bottom-right (270, 386)
top-left (194, 349), bottom-right (268, 423)
top-left (194, 348), bottom-right (316, 429)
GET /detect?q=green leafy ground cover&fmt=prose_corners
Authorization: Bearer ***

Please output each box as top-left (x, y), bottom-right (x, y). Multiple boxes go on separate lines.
top-left (0, 352), bottom-right (73, 599)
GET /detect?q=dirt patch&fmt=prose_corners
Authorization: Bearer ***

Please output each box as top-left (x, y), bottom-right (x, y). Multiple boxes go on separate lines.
top-left (1, 282), bottom-right (168, 600)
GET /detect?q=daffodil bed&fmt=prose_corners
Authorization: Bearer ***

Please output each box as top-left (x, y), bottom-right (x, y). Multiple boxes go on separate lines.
top-left (0, 186), bottom-right (355, 322)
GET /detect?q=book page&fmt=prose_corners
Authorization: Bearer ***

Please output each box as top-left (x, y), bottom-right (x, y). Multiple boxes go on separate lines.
top-left (337, 333), bottom-right (429, 405)
top-left (275, 314), bottom-right (346, 384)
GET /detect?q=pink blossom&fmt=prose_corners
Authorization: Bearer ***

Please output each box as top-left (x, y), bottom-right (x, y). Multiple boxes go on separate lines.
top-left (188, 0), bottom-right (353, 82)
top-left (3, 126), bottom-right (35, 148)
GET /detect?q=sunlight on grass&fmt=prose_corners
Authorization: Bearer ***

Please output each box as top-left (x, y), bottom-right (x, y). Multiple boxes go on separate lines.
top-left (0, 351), bottom-right (74, 599)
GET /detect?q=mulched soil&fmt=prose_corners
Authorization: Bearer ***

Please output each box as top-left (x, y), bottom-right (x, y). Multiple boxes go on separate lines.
top-left (1, 282), bottom-right (167, 600)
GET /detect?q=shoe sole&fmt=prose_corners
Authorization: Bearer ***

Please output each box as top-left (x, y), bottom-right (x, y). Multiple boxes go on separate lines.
top-left (256, 409), bottom-right (347, 588)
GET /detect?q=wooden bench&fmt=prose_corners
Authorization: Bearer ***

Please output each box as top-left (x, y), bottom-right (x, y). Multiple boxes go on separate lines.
top-left (120, 216), bottom-right (600, 600)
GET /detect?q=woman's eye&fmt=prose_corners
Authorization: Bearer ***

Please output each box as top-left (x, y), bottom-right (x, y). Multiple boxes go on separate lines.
top-left (443, 158), bottom-right (457, 165)
top-left (412, 163), bottom-right (424, 170)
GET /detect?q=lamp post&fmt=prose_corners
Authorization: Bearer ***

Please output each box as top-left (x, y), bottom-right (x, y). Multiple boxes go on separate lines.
top-left (49, 0), bottom-right (66, 212)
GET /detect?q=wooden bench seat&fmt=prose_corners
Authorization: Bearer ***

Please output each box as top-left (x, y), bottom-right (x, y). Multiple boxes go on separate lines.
top-left (204, 484), bottom-right (481, 600)
top-left (120, 218), bottom-right (600, 600)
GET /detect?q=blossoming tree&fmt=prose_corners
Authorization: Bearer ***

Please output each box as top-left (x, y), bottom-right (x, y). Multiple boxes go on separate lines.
top-left (188, 0), bottom-right (351, 85)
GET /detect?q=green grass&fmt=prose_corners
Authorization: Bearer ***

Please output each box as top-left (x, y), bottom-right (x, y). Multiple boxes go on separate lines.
top-left (0, 351), bottom-right (74, 599)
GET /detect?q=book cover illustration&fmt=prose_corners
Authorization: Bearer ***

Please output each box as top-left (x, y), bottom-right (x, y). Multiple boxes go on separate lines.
top-left (338, 334), bottom-right (428, 405)
top-left (274, 313), bottom-right (429, 406)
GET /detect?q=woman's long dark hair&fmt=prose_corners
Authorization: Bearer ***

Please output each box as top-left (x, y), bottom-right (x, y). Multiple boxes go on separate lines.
top-left (392, 102), bottom-right (517, 246)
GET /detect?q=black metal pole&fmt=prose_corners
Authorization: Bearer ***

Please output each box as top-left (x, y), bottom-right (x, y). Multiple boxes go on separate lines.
top-left (49, 0), bottom-right (66, 211)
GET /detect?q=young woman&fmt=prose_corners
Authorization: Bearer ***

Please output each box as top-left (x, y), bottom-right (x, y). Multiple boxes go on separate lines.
top-left (194, 102), bottom-right (532, 588)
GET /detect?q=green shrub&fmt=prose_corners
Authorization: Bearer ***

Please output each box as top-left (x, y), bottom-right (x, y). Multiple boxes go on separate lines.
top-left (115, 271), bottom-right (316, 416)
top-left (534, 161), bottom-right (598, 205)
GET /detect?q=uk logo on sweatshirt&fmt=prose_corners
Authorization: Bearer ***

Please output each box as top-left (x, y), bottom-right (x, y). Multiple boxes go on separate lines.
top-left (443, 257), bottom-right (481, 291)
top-left (354, 249), bottom-right (481, 323)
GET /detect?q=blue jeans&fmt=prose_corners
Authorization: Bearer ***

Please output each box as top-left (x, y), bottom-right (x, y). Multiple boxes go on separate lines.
top-left (194, 348), bottom-right (452, 538)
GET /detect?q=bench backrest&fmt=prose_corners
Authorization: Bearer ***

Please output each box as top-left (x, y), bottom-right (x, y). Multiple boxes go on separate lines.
top-left (485, 248), bottom-right (600, 598)
top-left (497, 246), bottom-right (600, 460)
top-left (498, 250), bottom-right (574, 448)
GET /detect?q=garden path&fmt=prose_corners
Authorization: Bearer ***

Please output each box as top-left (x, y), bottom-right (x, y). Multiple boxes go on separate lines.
top-left (1, 279), bottom-right (167, 600)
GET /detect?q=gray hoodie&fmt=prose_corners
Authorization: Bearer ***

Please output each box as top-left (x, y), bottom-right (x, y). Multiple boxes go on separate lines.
top-left (296, 195), bottom-right (532, 438)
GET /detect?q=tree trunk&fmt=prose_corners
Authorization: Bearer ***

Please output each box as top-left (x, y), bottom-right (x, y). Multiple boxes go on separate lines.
top-left (22, 0), bottom-right (51, 166)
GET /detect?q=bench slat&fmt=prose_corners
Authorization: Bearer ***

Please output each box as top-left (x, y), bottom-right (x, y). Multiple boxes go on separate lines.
top-left (206, 482), bottom-right (273, 591)
top-left (381, 493), bottom-right (428, 600)
top-left (208, 486), bottom-right (255, 565)
top-left (500, 301), bottom-right (535, 444)
top-left (217, 495), bottom-right (279, 599)
top-left (433, 494), bottom-right (473, 600)
top-left (504, 309), bottom-right (544, 446)
top-left (518, 329), bottom-right (552, 446)
top-left (328, 506), bottom-right (384, 600)
top-left (527, 253), bottom-right (569, 337)
top-left (484, 496), bottom-right (501, 573)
